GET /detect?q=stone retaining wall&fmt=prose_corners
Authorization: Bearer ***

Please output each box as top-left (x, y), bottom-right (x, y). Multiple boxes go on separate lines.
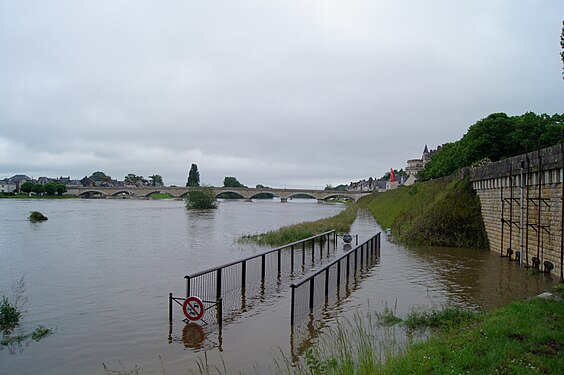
top-left (469, 144), bottom-right (564, 281)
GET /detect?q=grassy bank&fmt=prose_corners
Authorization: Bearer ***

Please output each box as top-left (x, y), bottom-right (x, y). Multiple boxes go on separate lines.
top-left (358, 176), bottom-right (487, 248)
top-left (240, 204), bottom-right (357, 246)
top-left (382, 296), bottom-right (564, 374)
top-left (279, 294), bottom-right (564, 374)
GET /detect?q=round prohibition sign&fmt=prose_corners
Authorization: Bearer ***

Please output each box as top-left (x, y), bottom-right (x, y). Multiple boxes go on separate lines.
top-left (183, 296), bottom-right (205, 321)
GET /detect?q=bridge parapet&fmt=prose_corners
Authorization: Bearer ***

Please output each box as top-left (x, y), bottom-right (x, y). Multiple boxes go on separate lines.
top-left (66, 186), bottom-right (372, 202)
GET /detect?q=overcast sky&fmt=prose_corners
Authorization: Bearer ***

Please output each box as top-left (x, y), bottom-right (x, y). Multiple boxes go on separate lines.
top-left (1, 1), bottom-right (563, 188)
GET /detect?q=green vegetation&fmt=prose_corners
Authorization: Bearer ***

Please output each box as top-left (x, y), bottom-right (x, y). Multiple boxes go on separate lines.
top-left (0, 296), bottom-right (20, 331)
top-left (124, 173), bottom-right (147, 185)
top-left (358, 176), bottom-right (487, 248)
top-left (274, 297), bottom-right (563, 375)
top-left (28, 211), bottom-right (48, 222)
top-left (187, 163), bottom-right (200, 187)
top-left (419, 112), bottom-right (564, 181)
top-left (21, 181), bottom-right (67, 196)
top-left (402, 305), bottom-right (481, 332)
top-left (383, 297), bottom-right (564, 374)
top-left (223, 176), bottom-right (247, 188)
top-left (241, 204), bottom-right (357, 246)
top-left (148, 174), bottom-right (163, 186)
top-left (184, 185), bottom-right (218, 209)
top-left (90, 171), bottom-right (112, 182)
top-left (149, 193), bottom-right (174, 199)
top-left (1, 277), bottom-right (53, 349)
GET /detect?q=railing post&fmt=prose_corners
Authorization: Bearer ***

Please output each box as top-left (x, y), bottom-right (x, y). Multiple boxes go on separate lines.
top-left (312, 238), bottom-right (315, 262)
top-left (277, 249), bottom-right (281, 275)
top-left (354, 249), bottom-right (358, 274)
top-left (346, 253), bottom-right (350, 279)
top-left (261, 254), bottom-right (266, 281)
top-left (302, 242), bottom-right (306, 265)
top-left (291, 245), bottom-right (295, 272)
top-left (309, 278), bottom-right (315, 311)
top-left (242, 260), bottom-right (246, 291)
top-left (360, 243), bottom-right (364, 267)
top-left (217, 298), bottom-right (223, 327)
top-left (290, 285), bottom-right (296, 326)
top-left (169, 293), bottom-right (173, 322)
top-left (337, 259), bottom-right (341, 287)
top-left (216, 269), bottom-right (222, 300)
top-left (185, 276), bottom-right (190, 298)
top-left (324, 268), bottom-right (330, 300)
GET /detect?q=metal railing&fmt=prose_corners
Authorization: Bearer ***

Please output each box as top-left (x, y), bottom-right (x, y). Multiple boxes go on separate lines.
top-left (290, 232), bottom-right (381, 326)
top-left (170, 230), bottom-right (337, 324)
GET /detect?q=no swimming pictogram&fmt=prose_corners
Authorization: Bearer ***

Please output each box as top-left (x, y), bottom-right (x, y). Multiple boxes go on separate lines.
top-left (182, 296), bottom-right (205, 321)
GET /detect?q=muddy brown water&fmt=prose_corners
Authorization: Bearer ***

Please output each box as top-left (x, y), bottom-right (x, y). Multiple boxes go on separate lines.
top-left (0, 199), bottom-right (556, 374)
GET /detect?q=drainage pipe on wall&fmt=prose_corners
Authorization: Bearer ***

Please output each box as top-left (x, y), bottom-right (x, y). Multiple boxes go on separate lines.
top-left (519, 160), bottom-right (525, 267)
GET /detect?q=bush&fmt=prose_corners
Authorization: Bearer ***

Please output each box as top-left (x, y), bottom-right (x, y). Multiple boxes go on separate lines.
top-left (29, 211), bottom-right (48, 222)
top-left (0, 295), bottom-right (21, 331)
top-left (185, 185), bottom-right (218, 209)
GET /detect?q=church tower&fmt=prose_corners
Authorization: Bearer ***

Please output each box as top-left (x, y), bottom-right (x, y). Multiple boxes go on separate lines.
top-left (422, 144), bottom-right (430, 164)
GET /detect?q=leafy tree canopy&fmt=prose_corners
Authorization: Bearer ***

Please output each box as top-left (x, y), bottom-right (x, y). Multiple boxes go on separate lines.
top-left (148, 175), bottom-right (163, 186)
top-left (90, 171), bottom-right (111, 182)
top-left (419, 112), bottom-right (564, 181)
top-left (125, 174), bottom-right (146, 186)
top-left (185, 185), bottom-right (218, 209)
top-left (187, 164), bottom-right (200, 187)
top-left (20, 181), bottom-right (34, 194)
top-left (223, 176), bottom-right (246, 188)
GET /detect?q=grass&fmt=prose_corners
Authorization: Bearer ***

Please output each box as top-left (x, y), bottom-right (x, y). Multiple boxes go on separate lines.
top-left (272, 296), bottom-right (564, 374)
top-left (402, 305), bottom-right (482, 332)
top-left (240, 204), bottom-right (357, 246)
top-left (149, 193), bottom-right (175, 199)
top-left (383, 297), bottom-right (564, 374)
top-left (358, 176), bottom-right (487, 248)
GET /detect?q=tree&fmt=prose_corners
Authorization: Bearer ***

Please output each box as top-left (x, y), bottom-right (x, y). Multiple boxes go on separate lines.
top-left (223, 176), bottom-right (246, 188)
top-left (31, 184), bottom-right (45, 195)
top-left (184, 185), bottom-right (218, 209)
top-left (90, 171), bottom-right (111, 182)
top-left (55, 183), bottom-right (67, 196)
top-left (125, 174), bottom-right (146, 186)
top-left (148, 175), bottom-right (163, 186)
top-left (20, 181), bottom-right (34, 194)
top-left (186, 164), bottom-right (200, 187)
top-left (44, 182), bottom-right (57, 196)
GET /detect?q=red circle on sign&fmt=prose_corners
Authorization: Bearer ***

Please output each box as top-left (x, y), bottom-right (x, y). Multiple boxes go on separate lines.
top-left (183, 296), bottom-right (205, 321)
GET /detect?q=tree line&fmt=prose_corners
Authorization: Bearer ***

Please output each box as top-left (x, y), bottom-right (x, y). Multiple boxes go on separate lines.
top-left (419, 112), bottom-right (564, 181)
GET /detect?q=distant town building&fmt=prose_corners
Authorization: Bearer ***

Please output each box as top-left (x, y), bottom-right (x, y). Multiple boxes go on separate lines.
top-left (404, 145), bottom-right (439, 185)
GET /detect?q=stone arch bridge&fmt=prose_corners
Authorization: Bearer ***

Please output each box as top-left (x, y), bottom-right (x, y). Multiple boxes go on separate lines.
top-left (66, 186), bottom-right (371, 202)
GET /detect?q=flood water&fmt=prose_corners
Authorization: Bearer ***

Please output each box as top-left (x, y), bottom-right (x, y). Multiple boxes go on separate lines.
top-left (0, 199), bottom-right (557, 374)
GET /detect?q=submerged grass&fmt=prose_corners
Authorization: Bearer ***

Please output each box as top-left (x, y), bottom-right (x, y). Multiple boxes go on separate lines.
top-left (240, 204), bottom-right (358, 246)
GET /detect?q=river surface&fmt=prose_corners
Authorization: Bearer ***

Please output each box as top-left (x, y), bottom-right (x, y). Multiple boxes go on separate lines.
top-left (0, 198), bottom-right (557, 374)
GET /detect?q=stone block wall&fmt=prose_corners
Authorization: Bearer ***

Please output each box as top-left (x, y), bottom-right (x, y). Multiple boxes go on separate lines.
top-left (470, 144), bottom-right (564, 281)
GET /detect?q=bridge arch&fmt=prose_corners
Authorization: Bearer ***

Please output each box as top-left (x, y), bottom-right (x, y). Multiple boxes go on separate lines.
top-left (78, 190), bottom-right (107, 198)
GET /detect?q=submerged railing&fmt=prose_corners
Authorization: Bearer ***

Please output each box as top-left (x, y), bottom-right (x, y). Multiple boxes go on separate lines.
top-left (290, 232), bottom-right (381, 326)
top-left (170, 230), bottom-right (337, 324)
